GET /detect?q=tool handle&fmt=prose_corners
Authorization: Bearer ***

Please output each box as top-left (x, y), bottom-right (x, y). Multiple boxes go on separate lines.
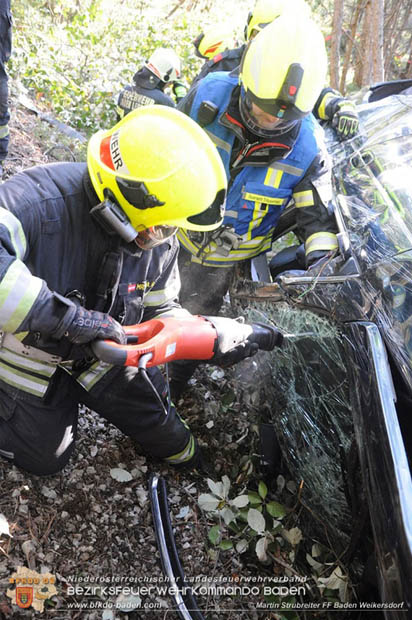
top-left (91, 316), bottom-right (217, 367)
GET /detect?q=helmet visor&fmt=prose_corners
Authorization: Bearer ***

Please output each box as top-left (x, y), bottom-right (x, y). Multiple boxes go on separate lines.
top-left (135, 225), bottom-right (177, 250)
top-left (239, 93), bottom-right (298, 138)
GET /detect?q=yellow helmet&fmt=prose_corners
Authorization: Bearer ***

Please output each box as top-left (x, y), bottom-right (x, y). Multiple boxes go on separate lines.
top-left (193, 25), bottom-right (234, 59)
top-left (87, 106), bottom-right (227, 238)
top-left (245, 0), bottom-right (311, 40)
top-left (239, 14), bottom-right (327, 138)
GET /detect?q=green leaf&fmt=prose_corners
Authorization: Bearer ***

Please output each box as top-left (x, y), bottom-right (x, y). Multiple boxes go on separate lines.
top-left (247, 508), bottom-right (266, 534)
top-left (208, 525), bottom-right (221, 546)
top-left (248, 491), bottom-right (262, 505)
top-left (266, 501), bottom-right (286, 519)
top-left (219, 539), bottom-right (233, 550)
top-left (258, 480), bottom-right (268, 500)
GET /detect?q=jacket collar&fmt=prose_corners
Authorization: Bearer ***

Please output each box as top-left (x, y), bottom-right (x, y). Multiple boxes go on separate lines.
top-left (219, 85), bottom-right (301, 168)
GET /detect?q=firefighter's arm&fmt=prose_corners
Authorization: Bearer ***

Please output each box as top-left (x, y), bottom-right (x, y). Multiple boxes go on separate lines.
top-left (172, 81), bottom-right (188, 104)
top-left (314, 87), bottom-right (359, 140)
top-left (293, 151), bottom-right (338, 268)
top-left (0, 209), bottom-right (125, 344)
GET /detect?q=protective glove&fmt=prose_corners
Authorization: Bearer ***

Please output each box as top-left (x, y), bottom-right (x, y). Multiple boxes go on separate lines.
top-left (205, 316), bottom-right (283, 368)
top-left (63, 305), bottom-right (126, 345)
top-left (214, 340), bottom-right (259, 368)
top-left (172, 81), bottom-right (187, 102)
top-left (332, 100), bottom-right (359, 140)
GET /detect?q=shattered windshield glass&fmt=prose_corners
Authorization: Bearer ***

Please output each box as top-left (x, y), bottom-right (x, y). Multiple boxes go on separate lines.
top-left (230, 94), bottom-right (412, 553)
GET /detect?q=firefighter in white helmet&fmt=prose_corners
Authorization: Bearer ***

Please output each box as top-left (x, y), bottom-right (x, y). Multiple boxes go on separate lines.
top-left (116, 48), bottom-right (187, 120)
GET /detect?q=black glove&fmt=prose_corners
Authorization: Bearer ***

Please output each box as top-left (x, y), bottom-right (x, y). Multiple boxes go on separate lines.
top-left (332, 100), bottom-right (359, 140)
top-left (63, 305), bottom-right (126, 345)
top-left (214, 340), bottom-right (259, 368)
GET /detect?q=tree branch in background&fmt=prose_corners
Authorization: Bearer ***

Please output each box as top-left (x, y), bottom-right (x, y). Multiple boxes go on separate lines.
top-left (166, 0), bottom-right (186, 19)
top-left (330, 0), bottom-right (344, 90)
top-left (339, 0), bottom-right (366, 93)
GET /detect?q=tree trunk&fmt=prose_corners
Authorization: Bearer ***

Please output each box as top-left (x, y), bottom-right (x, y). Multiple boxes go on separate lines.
top-left (340, 0), bottom-right (366, 93)
top-left (330, 0), bottom-right (344, 89)
top-left (355, 0), bottom-right (373, 87)
top-left (371, 0), bottom-right (384, 82)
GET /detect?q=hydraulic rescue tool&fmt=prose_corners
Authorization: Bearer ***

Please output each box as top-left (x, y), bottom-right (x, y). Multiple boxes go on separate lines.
top-left (91, 314), bottom-right (283, 368)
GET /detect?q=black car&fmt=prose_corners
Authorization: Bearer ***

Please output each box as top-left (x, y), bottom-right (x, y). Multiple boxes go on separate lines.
top-left (230, 88), bottom-right (412, 615)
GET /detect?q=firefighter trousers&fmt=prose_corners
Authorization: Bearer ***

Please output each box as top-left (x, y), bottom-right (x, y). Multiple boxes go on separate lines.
top-left (0, 364), bottom-right (192, 476)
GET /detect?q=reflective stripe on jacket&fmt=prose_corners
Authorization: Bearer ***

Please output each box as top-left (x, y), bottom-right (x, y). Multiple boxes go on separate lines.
top-left (178, 72), bottom-right (322, 266)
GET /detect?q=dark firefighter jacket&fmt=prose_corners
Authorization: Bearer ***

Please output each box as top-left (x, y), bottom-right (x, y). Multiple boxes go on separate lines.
top-left (0, 162), bottom-right (183, 399)
top-left (177, 71), bottom-right (338, 267)
top-left (116, 67), bottom-right (175, 120)
top-left (191, 46), bottom-right (245, 88)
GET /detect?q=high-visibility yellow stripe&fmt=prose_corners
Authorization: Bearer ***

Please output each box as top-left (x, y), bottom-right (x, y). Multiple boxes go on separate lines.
top-left (0, 261), bottom-right (43, 332)
top-left (317, 91), bottom-right (336, 120)
top-left (165, 435), bottom-right (195, 464)
top-left (76, 361), bottom-right (113, 391)
top-left (305, 232), bottom-right (338, 255)
top-left (293, 190), bottom-right (315, 207)
top-left (0, 347), bottom-right (57, 377)
top-left (0, 125), bottom-right (9, 139)
top-left (0, 208), bottom-right (27, 259)
top-left (144, 280), bottom-right (180, 307)
top-left (264, 166), bottom-right (283, 188)
top-left (178, 229), bottom-right (273, 266)
top-left (0, 359), bottom-right (50, 397)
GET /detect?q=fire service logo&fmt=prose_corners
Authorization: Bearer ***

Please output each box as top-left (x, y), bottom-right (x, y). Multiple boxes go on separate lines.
top-left (7, 566), bottom-right (57, 612)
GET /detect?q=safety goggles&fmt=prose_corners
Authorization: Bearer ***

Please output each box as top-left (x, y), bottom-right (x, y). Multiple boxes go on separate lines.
top-left (135, 225), bottom-right (177, 250)
top-left (239, 93), bottom-right (298, 138)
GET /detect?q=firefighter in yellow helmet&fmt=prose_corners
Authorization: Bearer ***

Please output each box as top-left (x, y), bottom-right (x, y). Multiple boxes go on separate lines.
top-left (171, 14), bottom-right (339, 398)
top-left (193, 24), bottom-right (235, 60)
top-left (0, 105), bottom-right (261, 475)
top-left (187, 0), bottom-right (359, 140)
top-left (244, 0), bottom-right (310, 40)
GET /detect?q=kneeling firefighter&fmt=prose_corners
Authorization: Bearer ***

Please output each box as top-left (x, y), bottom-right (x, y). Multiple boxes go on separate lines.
top-left (0, 106), bottom-right (281, 476)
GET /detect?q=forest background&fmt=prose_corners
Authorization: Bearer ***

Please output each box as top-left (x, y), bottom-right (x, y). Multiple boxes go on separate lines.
top-left (8, 0), bottom-right (412, 138)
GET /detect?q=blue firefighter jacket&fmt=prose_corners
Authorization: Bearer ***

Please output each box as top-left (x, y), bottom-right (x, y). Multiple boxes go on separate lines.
top-left (178, 72), bottom-right (338, 267)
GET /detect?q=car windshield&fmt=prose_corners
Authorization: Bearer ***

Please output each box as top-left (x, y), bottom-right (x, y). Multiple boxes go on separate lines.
top-left (329, 95), bottom-right (412, 268)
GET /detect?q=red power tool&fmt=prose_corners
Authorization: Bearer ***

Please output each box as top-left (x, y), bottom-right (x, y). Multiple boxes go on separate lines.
top-left (91, 315), bottom-right (283, 368)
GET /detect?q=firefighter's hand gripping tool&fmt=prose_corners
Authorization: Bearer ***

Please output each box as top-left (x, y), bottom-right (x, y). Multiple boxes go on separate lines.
top-left (91, 315), bottom-right (283, 368)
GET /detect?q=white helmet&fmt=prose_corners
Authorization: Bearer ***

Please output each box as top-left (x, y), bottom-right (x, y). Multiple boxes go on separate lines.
top-left (144, 48), bottom-right (181, 83)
